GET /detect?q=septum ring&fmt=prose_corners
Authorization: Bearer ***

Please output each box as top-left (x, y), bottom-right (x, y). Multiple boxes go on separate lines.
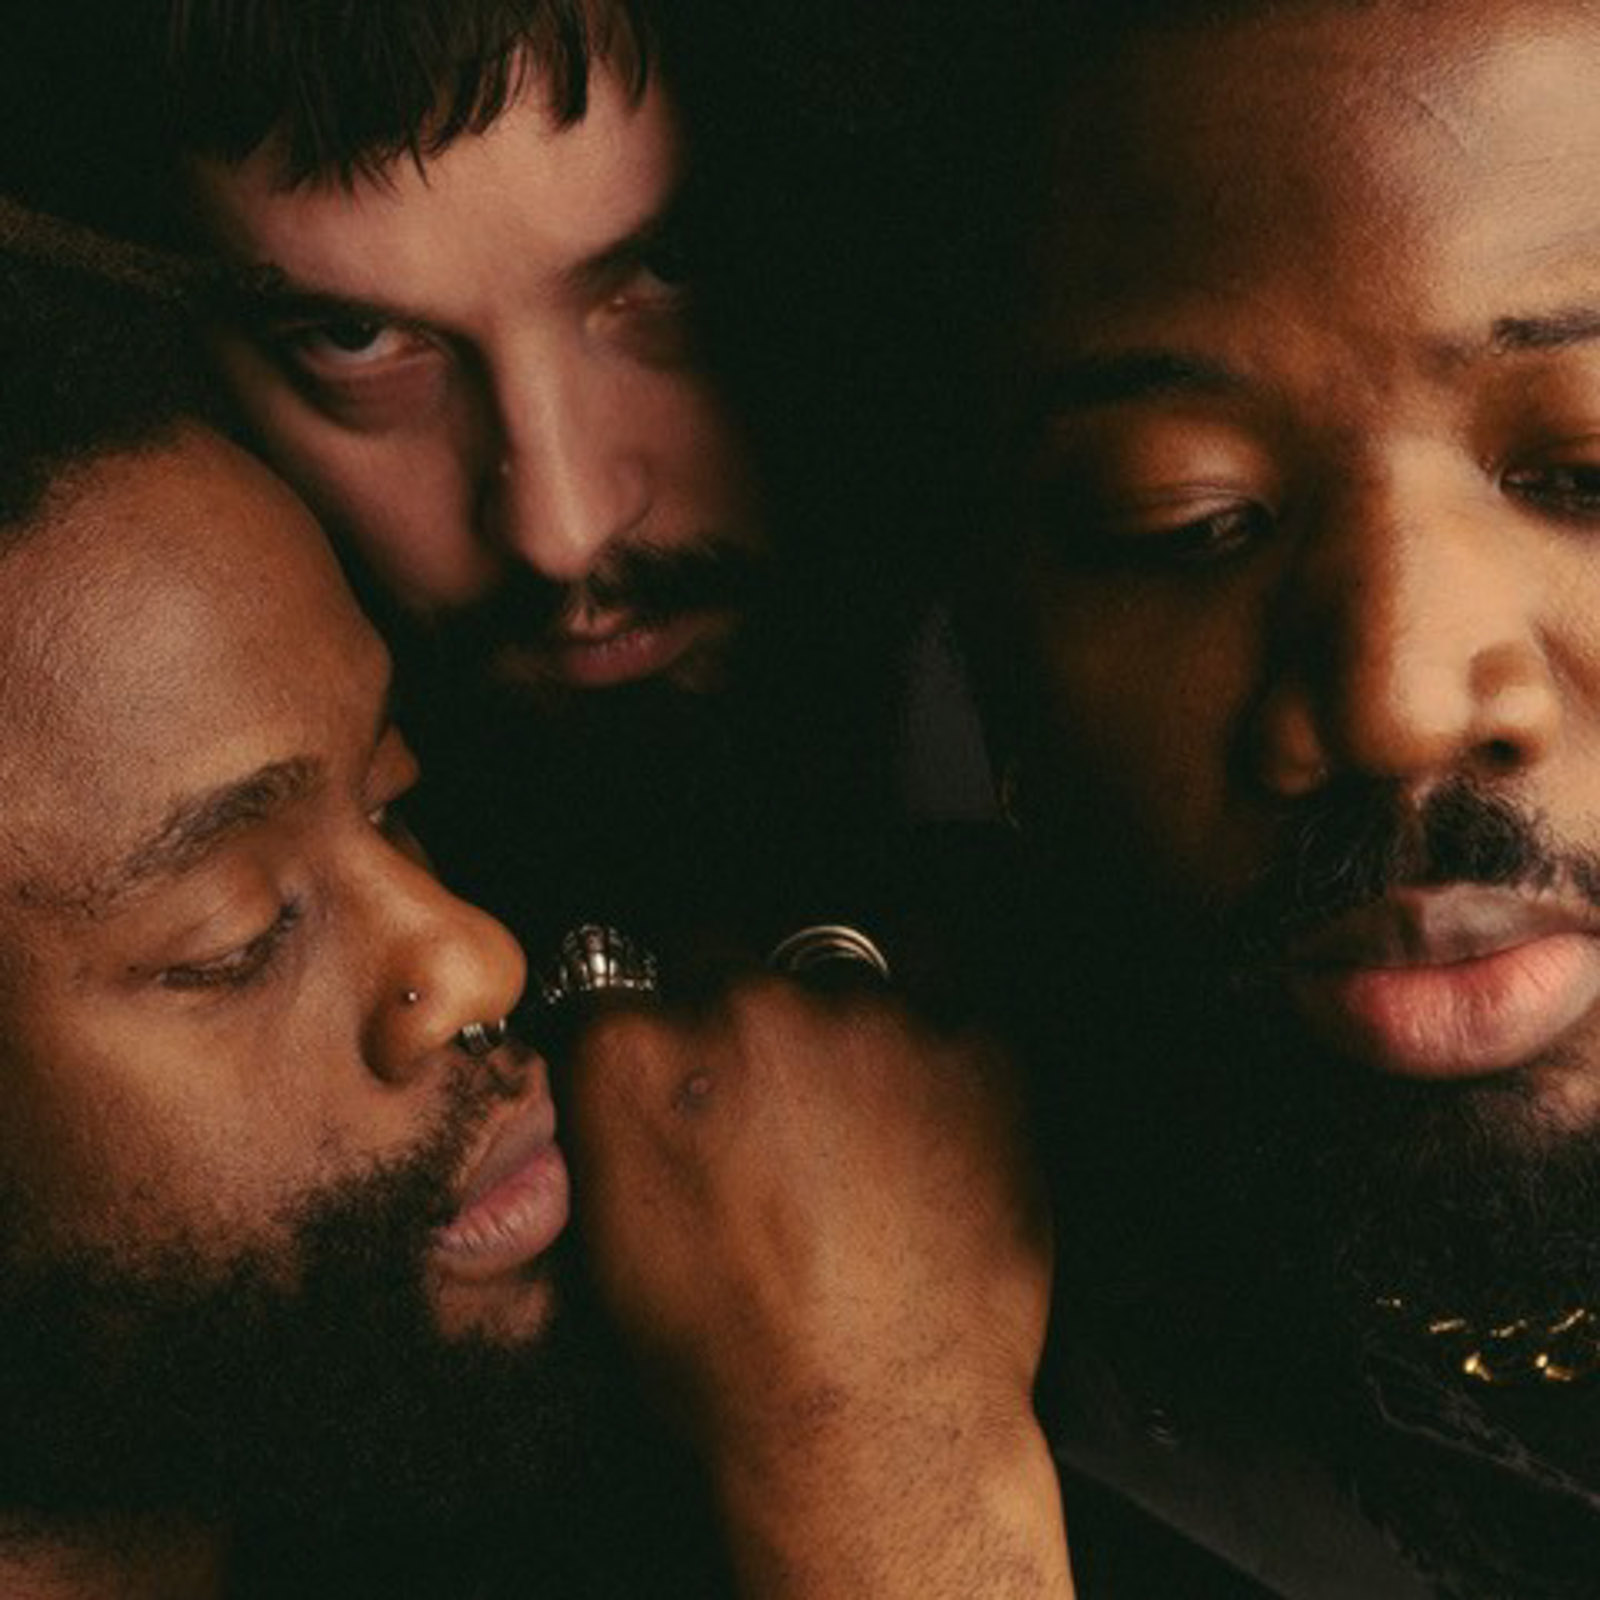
top-left (456, 1018), bottom-right (509, 1057)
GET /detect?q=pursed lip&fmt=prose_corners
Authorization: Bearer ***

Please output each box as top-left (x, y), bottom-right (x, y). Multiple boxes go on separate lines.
top-left (1288, 886), bottom-right (1600, 970)
top-left (431, 1048), bottom-right (570, 1281)
top-left (1281, 886), bottom-right (1600, 1080)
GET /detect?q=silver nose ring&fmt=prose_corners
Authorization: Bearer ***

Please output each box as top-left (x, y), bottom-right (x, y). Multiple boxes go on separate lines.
top-left (455, 1018), bottom-right (509, 1057)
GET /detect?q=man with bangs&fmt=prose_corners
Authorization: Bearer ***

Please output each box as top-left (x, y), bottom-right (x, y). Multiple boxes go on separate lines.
top-left (0, 210), bottom-right (1075, 1599)
top-left (7, 0), bottom-right (926, 958)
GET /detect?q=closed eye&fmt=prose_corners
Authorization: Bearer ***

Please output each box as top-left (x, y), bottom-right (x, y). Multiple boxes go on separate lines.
top-left (158, 900), bottom-right (303, 993)
top-left (1041, 490), bottom-right (1274, 574)
top-left (1504, 459), bottom-right (1600, 521)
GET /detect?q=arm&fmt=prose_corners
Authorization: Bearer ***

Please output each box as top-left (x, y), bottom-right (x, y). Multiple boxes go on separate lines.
top-left (564, 978), bottom-right (1074, 1599)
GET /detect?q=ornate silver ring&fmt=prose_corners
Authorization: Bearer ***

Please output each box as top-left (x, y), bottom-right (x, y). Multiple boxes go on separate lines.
top-left (537, 923), bottom-right (661, 1014)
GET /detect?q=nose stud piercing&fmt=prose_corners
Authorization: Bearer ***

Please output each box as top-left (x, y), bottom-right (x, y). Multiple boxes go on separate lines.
top-left (402, 988), bottom-right (421, 1005)
top-left (456, 1019), bottom-right (509, 1057)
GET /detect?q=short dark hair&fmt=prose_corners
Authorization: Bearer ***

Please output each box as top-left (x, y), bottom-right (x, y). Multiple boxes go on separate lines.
top-left (1, 0), bottom-right (651, 246)
top-left (0, 201), bottom-right (224, 534)
top-left (163, 0), bottom-right (652, 186)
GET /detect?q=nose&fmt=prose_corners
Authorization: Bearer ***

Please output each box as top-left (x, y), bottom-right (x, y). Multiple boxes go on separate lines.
top-left (1253, 472), bottom-right (1560, 797)
top-left (480, 343), bottom-right (653, 585)
top-left (365, 854), bottom-right (528, 1085)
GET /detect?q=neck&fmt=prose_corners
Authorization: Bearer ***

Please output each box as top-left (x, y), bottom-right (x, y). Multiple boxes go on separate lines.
top-left (0, 1511), bottom-right (225, 1600)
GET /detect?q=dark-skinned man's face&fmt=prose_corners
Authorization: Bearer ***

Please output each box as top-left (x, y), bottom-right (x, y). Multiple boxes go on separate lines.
top-left (1007, 0), bottom-right (1600, 1323)
top-left (0, 430), bottom-right (599, 1518)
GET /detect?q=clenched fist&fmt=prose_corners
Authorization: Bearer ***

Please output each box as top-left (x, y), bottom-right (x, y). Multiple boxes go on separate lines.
top-left (564, 977), bottom-right (1073, 1599)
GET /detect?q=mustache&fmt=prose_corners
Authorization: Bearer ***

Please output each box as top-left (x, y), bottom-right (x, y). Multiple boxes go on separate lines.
top-left (1223, 777), bottom-right (1600, 967)
top-left (451, 538), bottom-right (770, 649)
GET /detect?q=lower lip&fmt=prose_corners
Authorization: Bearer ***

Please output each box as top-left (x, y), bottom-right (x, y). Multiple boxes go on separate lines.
top-left (545, 613), bottom-right (723, 690)
top-left (1288, 932), bottom-right (1600, 1079)
top-left (431, 1143), bottom-right (570, 1281)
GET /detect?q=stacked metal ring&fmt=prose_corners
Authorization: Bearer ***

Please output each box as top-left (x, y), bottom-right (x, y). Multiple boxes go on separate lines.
top-left (767, 924), bottom-right (892, 983)
top-left (534, 919), bottom-right (892, 1031)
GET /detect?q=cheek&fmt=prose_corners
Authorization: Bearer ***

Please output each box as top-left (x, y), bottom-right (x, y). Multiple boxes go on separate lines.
top-left (638, 373), bottom-right (764, 541)
top-left (0, 1043), bottom-right (278, 1261)
top-left (211, 341), bottom-right (494, 608)
top-left (0, 1010), bottom-right (430, 1268)
top-left (1023, 576), bottom-right (1259, 884)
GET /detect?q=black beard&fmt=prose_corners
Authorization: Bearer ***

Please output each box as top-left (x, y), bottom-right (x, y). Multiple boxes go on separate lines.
top-left (1041, 776), bottom-right (1600, 1363)
top-left (0, 1073), bottom-right (731, 1598)
top-left (0, 1081), bottom-right (610, 1532)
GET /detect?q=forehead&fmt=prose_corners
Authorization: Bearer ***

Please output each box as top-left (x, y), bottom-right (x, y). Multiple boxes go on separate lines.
top-left (0, 432), bottom-right (385, 896)
top-left (186, 69), bottom-right (682, 313)
top-left (1037, 4), bottom-right (1600, 343)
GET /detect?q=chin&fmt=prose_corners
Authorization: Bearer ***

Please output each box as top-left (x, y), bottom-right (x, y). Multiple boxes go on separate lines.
top-left (1495, 1047), bottom-right (1600, 1141)
top-left (430, 1265), bottom-right (562, 1348)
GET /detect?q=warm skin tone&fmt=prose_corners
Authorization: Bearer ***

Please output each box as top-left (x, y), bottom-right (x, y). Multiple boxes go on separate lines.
top-left (0, 430), bottom-right (1066, 1595)
top-left (570, 985), bottom-right (1074, 1599)
top-left (176, 48), bottom-right (1075, 1594)
top-left (0, 428), bottom-right (549, 1596)
top-left (186, 67), bottom-right (763, 697)
top-left (1013, 0), bottom-right (1600, 1131)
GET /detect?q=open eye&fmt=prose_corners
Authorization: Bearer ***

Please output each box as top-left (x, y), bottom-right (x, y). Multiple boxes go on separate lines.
top-left (159, 901), bottom-right (303, 993)
top-left (364, 728), bottom-right (428, 862)
top-left (606, 255), bottom-right (695, 323)
top-left (282, 316), bottom-right (430, 372)
top-left (367, 791), bottom-right (428, 863)
top-left (636, 230), bottom-right (694, 294)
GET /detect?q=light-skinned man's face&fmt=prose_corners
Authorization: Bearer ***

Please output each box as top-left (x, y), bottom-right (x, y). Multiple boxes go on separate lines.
top-left (185, 65), bottom-right (764, 706)
top-left (0, 429), bottom-right (587, 1510)
top-left (1012, 0), bottom-right (1600, 1170)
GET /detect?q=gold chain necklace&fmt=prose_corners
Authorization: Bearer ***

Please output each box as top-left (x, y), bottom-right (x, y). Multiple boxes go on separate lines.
top-left (1377, 1297), bottom-right (1600, 1387)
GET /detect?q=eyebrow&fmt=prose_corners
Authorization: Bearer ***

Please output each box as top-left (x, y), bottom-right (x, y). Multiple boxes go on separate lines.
top-left (1033, 309), bottom-right (1600, 419)
top-left (1030, 350), bottom-right (1249, 414)
top-left (1488, 308), bottom-right (1600, 354)
top-left (88, 758), bottom-right (324, 911)
top-left (217, 264), bottom-right (417, 330)
top-left (218, 197), bottom-right (688, 332)
top-left (562, 202), bottom-right (685, 298)
top-left (21, 665), bottom-right (397, 917)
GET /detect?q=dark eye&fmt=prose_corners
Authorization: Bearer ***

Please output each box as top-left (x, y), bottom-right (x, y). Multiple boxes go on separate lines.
top-left (368, 792), bottom-right (429, 864)
top-left (270, 317), bottom-right (435, 380)
top-left (1135, 504), bottom-right (1269, 568)
top-left (640, 231), bottom-right (694, 291)
top-left (299, 319), bottom-right (411, 362)
top-left (159, 901), bottom-right (303, 993)
top-left (1504, 460), bottom-right (1600, 521)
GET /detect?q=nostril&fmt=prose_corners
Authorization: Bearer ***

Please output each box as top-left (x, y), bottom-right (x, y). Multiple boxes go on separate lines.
top-left (1480, 737), bottom-right (1522, 773)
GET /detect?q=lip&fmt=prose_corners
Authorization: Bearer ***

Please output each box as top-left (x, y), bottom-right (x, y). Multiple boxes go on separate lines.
top-left (503, 608), bottom-right (735, 691)
top-left (431, 1052), bottom-right (570, 1282)
top-left (1283, 887), bottom-right (1600, 1079)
